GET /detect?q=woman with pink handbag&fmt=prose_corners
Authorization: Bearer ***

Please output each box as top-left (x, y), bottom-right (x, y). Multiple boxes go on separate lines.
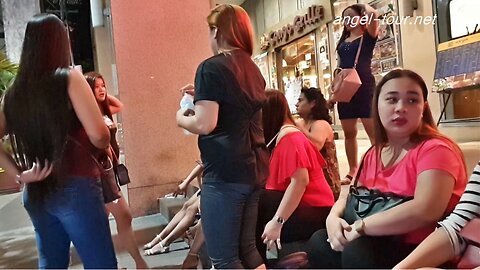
top-left (329, 4), bottom-right (379, 184)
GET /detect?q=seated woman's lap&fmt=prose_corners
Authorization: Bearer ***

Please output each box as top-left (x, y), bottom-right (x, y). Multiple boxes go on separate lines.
top-left (306, 229), bottom-right (418, 269)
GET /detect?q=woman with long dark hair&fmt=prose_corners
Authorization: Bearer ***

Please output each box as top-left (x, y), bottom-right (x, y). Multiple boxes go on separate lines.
top-left (331, 4), bottom-right (379, 183)
top-left (256, 90), bottom-right (334, 264)
top-left (307, 69), bottom-right (467, 268)
top-left (0, 14), bottom-right (116, 268)
top-left (84, 72), bottom-right (148, 269)
top-left (176, 4), bottom-right (269, 269)
top-left (296, 87), bottom-right (340, 199)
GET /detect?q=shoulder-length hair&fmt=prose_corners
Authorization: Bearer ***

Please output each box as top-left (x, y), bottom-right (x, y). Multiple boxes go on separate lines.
top-left (336, 4), bottom-right (366, 51)
top-left (3, 14), bottom-right (76, 200)
top-left (301, 87), bottom-right (332, 124)
top-left (207, 4), bottom-right (254, 55)
top-left (372, 69), bottom-right (466, 170)
top-left (262, 90), bottom-right (295, 152)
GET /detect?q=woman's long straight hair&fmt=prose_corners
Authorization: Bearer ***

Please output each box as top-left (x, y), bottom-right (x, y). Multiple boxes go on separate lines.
top-left (3, 14), bottom-right (77, 200)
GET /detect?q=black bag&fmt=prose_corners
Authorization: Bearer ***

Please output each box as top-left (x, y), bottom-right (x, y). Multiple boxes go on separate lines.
top-left (115, 164), bottom-right (131, 186)
top-left (98, 154), bottom-right (121, 203)
top-left (343, 146), bottom-right (413, 224)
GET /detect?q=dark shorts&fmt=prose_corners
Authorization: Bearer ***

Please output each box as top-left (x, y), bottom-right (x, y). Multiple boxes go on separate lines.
top-left (338, 84), bottom-right (374, 120)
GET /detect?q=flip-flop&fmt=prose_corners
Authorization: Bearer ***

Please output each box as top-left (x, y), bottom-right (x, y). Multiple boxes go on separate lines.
top-left (144, 242), bottom-right (170, 256)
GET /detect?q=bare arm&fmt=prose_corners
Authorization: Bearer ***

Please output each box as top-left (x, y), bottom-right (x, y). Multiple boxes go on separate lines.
top-left (173, 163), bottom-right (204, 197)
top-left (262, 168), bottom-right (309, 249)
top-left (305, 120), bottom-right (332, 151)
top-left (0, 121), bottom-right (20, 181)
top-left (176, 100), bottom-right (218, 135)
top-left (68, 69), bottom-right (110, 148)
top-left (393, 227), bottom-right (454, 269)
top-left (360, 170), bottom-right (455, 236)
top-left (363, 3), bottom-right (379, 37)
top-left (273, 168), bottom-right (309, 221)
top-left (107, 94), bottom-right (123, 115)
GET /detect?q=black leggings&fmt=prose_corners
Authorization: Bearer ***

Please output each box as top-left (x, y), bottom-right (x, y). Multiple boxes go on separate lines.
top-left (256, 189), bottom-right (331, 262)
top-left (306, 229), bottom-right (418, 269)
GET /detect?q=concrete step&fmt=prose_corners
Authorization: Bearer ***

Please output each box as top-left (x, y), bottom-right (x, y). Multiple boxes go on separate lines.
top-left (158, 196), bottom-right (188, 221)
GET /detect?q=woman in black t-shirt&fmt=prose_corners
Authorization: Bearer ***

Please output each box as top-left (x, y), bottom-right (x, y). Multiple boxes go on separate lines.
top-left (176, 4), bottom-right (269, 269)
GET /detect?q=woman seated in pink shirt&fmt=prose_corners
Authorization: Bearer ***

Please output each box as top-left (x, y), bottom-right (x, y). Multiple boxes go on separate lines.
top-left (256, 90), bottom-right (335, 264)
top-left (306, 69), bottom-right (467, 269)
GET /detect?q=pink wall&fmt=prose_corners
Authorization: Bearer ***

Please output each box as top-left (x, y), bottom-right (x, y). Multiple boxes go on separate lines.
top-left (111, 1), bottom-right (212, 217)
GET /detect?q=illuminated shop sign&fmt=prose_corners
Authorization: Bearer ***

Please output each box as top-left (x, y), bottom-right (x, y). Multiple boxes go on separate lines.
top-left (260, 5), bottom-right (324, 50)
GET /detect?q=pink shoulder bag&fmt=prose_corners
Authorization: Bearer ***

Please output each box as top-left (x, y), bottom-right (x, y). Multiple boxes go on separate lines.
top-left (331, 37), bottom-right (363, 103)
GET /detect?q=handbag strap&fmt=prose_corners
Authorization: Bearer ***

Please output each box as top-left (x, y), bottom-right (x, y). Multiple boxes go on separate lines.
top-left (266, 124), bottom-right (297, 148)
top-left (68, 136), bottom-right (112, 171)
top-left (353, 36), bottom-right (364, 68)
top-left (352, 145), bottom-right (375, 187)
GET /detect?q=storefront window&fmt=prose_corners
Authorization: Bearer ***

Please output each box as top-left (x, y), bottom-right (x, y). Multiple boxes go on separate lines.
top-left (277, 34), bottom-right (318, 114)
top-left (433, 0), bottom-right (480, 122)
top-left (369, 0), bottom-right (402, 79)
top-left (316, 25), bottom-right (332, 97)
top-left (449, 0), bottom-right (479, 39)
top-left (253, 52), bottom-right (271, 87)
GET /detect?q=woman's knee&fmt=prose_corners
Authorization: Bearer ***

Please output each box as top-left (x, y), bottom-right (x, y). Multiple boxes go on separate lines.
top-left (110, 204), bottom-right (133, 229)
top-left (343, 128), bottom-right (358, 139)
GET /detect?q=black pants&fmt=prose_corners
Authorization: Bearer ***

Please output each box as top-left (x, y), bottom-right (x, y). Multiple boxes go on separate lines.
top-left (306, 229), bottom-right (418, 269)
top-left (256, 189), bottom-right (331, 262)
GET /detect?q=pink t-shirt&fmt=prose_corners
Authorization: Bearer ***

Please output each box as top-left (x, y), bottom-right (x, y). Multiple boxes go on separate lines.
top-left (358, 138), bottom-right (467, 244)
top-left (266, 132), bottom-right (335, 207)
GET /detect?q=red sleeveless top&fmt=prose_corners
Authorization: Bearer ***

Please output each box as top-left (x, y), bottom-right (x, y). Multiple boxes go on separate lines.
top-left (63, 128), bottom-right (103, 178)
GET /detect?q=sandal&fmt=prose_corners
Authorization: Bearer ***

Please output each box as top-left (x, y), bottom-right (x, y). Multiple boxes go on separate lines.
top-left (143, 234), bottom-right (162, 250)
top-left (182, 253), bottom-right (200, 269)
top-left (341, 175), bottom-right (353, 185)
top-left (144, 242), bottom-right (170, 256)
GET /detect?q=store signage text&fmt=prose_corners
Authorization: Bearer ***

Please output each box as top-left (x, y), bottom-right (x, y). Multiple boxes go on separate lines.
top-left (261, 5), bottom-right (324, 50)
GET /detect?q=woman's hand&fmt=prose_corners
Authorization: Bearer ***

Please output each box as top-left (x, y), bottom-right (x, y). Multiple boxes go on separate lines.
top-left (173, 180), bottom-right (188, 197)
top-left (176, 108), bottom-right (195, 126)
top-left (325, 215), bottom-right (351, 251)
top-left (179, 84), bottom-right (195, 96)
top-left (17, 159), bottom-right (53, 184)
top-left (326, 99), bottom-right (336, 110)
top-left (262, 219), bottom-right (283, 250)
top-left (343, 224), bottom-right (362, 242)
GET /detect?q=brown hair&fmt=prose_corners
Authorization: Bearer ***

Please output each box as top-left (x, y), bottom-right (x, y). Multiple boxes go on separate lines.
top-left (207, 4), bottom-right (254, 55)
top-left (262, 90), bottom-right (295, 152)
top-left (372, 69), bottom-right (465, 170)
top-left (84, 72), bottom-right (120, 157)
top-left (336, 4), bottom-right (367, 51)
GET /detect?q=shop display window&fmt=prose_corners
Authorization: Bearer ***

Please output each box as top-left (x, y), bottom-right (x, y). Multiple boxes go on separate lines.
top-left (253, 52), bottom-right (271, 88)
top-left (433, 0), bottom-right (480, 122)
top-left (277, 33), bottom-right (318, 114)
top-left (369, 0), bottom-right (402, 78)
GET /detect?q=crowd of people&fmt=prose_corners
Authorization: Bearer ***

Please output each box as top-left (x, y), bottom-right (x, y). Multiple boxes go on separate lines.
top-left (0, 3), bottom-right (478, 270)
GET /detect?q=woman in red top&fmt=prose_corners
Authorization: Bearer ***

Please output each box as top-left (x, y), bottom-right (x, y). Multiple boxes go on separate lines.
top-left (256, 90), bottom-right (334, 264)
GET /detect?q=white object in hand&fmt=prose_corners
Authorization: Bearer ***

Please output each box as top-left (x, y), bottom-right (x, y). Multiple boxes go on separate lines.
top-left (180, 94), bottom-right (194, 135)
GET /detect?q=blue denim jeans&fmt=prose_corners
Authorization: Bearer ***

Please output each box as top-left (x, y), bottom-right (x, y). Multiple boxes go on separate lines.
top-left (201, 182), bottom-right (264, 269)
top-left (23, 177), bottom-right (117, 269)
